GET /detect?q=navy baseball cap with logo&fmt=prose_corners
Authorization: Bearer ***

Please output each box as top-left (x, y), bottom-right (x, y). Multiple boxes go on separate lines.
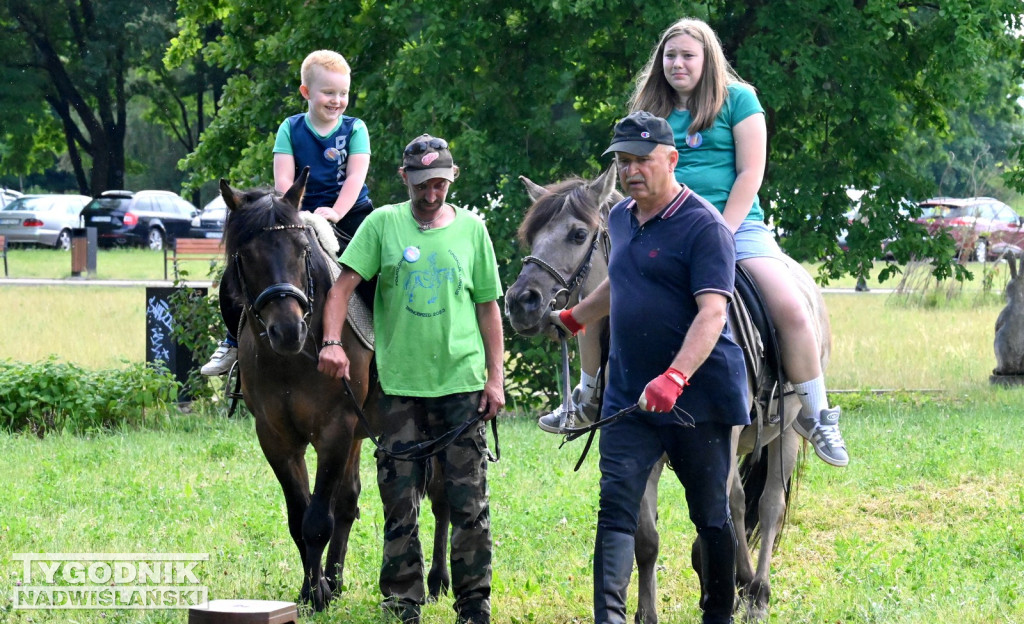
top-left (603, 111), bottom-right (675, 156)
top-left (402, 134), bottom-right (457, 185)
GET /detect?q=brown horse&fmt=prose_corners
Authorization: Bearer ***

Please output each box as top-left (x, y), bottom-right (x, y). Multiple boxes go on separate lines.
top-left (504, 169), bottom-right (829, 623)
top-left (219, 172), bottom-right (450, 611)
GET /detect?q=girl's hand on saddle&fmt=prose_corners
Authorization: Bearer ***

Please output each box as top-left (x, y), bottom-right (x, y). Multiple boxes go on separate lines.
top-left (318, 344), bottom-right (350, 380)
top-left (314, 206), bottom-right (340, 223)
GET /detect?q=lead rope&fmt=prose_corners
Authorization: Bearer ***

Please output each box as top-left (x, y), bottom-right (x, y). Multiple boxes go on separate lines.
top-left (549, 326), bottom-right (693, 471)
top-left (340, 377), bottom-right (500, 463)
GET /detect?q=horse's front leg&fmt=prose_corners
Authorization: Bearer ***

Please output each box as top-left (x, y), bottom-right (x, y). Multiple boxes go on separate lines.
top-left (426, 456), bottom-right (451, 601)
top-left (325, 439), bottom-right (363, 596)
top-left (730, 426), bottom-right (756, 591)
top-left (741, 422), bottom-right (801, 623)
top-left (302, 441), bottom-right (351, 612)
top-left (255, 421), bottom-right (313, 603)
top-left (634, 456), bottom-right (663, 624)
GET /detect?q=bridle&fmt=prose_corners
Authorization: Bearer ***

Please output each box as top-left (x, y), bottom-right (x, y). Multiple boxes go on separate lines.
top-left (233, 223), bottom-right (316, 333)
top-left (520, 227), bottom-right (610, 312)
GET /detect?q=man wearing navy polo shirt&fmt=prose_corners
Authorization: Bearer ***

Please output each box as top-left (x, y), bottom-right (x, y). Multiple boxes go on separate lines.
top-left (551, 111), bottom-right (748, 624)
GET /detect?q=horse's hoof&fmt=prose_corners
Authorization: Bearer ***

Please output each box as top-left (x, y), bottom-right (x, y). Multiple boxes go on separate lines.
top-left (427, 571), bottom-right (451, 602)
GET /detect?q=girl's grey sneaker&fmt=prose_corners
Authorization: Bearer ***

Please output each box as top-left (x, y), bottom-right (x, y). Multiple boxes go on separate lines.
top-left (793, 407), bottom-right (849, 467)
top-left (538, 401), bottom-right (574, 433)
top-left (200, 341), bottom-right (237, 376)
top-left (537, 387), bottom-right (599, 433)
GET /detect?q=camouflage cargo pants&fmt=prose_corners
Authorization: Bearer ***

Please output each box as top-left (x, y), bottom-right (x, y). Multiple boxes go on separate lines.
top-left (376, 392), bottom-right (492, 620)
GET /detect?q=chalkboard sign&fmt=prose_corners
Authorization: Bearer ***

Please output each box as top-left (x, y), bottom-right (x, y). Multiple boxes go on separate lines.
top-left (146, 286), bottom-right (207, 402)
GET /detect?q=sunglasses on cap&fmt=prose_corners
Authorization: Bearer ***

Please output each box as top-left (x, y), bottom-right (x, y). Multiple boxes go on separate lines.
top-left (404, 138), bottom-right (449, 156)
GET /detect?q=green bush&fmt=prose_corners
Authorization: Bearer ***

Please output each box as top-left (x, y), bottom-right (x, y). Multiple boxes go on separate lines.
top-left (0, 357), bottom-right (179, 436)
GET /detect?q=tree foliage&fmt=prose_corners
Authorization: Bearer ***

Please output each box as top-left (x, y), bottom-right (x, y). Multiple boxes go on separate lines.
top-left (171, 0), bottom-right (1024, 402)
top-left (744, 0), bottom-right (1024, 284)
top-left (0, 0), bottom-right (225, 196)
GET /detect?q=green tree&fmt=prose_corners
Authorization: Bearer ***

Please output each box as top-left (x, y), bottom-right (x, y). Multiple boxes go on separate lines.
top-left (173, 0), bottom-right (1024, 401)
top-left (0, 0), bottom-right (223, 196)
top-left (135, 18), bottom-right (229, 205)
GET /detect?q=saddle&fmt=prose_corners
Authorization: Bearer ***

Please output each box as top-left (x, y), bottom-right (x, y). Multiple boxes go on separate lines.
top-left (299, 212), bottom-right (375, 351)
top-left (730, 265), bottom-right (785, 427)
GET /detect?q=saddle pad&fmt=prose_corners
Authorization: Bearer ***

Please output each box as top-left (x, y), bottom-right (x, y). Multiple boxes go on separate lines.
top-left (299, 211), bottom-right (340, 257)
top-left (347, 290), bottom-right (375, 351)
top-left (729, 280), bottom-right (765, 387)
top-left (301, 213), bottom-right (374, 351)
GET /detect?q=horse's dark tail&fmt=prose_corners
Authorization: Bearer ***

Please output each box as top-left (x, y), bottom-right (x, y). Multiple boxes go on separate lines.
top-left (738, 446), bottom-right (801, 550)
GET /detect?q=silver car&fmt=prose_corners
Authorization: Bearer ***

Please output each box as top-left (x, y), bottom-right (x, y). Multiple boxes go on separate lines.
top-left (0, 194), bottom-right (92, 250)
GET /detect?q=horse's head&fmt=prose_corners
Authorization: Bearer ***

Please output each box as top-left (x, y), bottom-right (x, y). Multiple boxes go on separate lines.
top-left (505, 168), bottom-right (620, 337)
top-left (220, 168), bottom-right (328, 355)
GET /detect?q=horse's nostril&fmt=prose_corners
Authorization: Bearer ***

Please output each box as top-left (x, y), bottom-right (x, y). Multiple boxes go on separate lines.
top-left (515, 288), bottom-right (541, 309)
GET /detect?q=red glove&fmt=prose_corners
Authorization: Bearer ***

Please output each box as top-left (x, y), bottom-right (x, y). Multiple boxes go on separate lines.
top-left (549, 308), bottom-right (585, 337)
top-left (638, 368), bottom-right (689, 412)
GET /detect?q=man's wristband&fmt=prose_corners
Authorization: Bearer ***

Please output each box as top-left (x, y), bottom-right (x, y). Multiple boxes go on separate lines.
top-left (322, 340), bottom-right (343, 349)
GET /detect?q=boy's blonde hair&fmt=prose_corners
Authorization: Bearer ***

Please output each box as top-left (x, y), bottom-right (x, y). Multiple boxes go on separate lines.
top-left (627, 18), bottom-right (751, 135)
top-left (300, 50), bottom-right (351, 86)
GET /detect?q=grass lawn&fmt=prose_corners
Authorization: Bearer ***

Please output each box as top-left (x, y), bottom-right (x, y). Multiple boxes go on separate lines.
top-left (2, 249), bottom-right (1022, 622)
top-left (1, 246), bottom-right (220, 282)
top-left (0, 394), bottom-right (1022, 623)
top-left (0, 283), bottom-right (1010, 392)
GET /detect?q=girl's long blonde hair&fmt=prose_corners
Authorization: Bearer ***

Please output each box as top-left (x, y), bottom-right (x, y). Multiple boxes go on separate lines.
top-left (627, 18), bottom-right (751, 135)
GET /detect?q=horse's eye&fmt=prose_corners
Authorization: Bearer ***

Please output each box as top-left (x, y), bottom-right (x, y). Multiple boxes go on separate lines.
top-left (571, 228), bottom-right (589, 245)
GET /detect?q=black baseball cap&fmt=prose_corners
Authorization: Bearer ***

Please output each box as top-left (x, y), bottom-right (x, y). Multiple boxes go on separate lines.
top-left (602, 111), bottom-right (675, 156)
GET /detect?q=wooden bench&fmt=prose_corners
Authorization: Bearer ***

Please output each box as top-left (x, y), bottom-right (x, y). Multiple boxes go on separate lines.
top-left (165, 237), bottom-right (225, 280)
top-left (0, 234), bottom-right (7, 277)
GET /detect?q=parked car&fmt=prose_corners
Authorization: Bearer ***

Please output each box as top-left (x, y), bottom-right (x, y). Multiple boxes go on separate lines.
top-left (0, 194), bottom-right (91, 250)
top-left (80, 190), bottom-right (197, 250)
top-left (915, 196), bottom-right (1024, 261)
top-left (187, 195), bottom-right (226, 239)
top-left (1, 188), bottom-right (23, 210)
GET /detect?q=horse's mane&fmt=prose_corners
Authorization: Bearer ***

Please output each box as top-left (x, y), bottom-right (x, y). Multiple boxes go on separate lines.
top-left (516, 176), bottom-right (620, 247)
top-left (223, 187), bottom-right (302, 256)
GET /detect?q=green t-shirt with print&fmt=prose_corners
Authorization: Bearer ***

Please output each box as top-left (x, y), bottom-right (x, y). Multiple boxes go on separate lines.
top-left (340, 201), bottom-right (502, 397)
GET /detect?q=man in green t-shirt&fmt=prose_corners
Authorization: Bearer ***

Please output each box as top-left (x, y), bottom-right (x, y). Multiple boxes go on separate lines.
top-left (318, 134), bottom-right (504, 624)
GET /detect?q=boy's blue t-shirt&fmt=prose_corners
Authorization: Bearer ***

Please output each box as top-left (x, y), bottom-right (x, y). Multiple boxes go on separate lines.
top-left (667, 83), bottom-right (765, 223)
top-left (274, 113), bottom-right (371, 212)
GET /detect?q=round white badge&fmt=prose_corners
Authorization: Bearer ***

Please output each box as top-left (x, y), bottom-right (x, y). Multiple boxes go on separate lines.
top-left (403, 246), bottom-right (421, 262)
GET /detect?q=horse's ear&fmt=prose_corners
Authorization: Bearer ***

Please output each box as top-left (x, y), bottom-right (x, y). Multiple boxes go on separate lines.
top-left (587, 167), bottom-right (617, 205)
top-left (219, 180), bottom-right (244, 212)
top-left (519, 175), bottom-right (549, 202)
top-left (283, 167), bottom-right (309, 210)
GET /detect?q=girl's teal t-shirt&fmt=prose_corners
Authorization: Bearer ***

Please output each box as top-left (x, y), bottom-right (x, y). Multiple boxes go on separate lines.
top-left (667, 83), bottom-right (765, 223)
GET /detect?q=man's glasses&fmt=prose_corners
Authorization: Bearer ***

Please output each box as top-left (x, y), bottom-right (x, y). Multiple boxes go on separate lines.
top-left (404, 138), bottom-right (448, 156)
